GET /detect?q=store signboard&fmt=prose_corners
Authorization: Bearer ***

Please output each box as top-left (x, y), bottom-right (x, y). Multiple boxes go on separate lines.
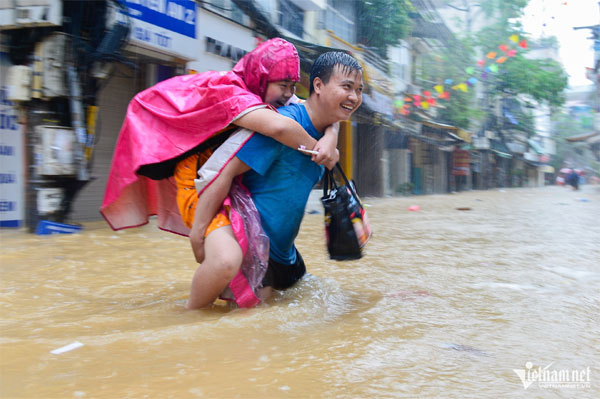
top-left (0, 54), bottom-right (24, 227)
top-left (124, 0), bottom-right (197, 59)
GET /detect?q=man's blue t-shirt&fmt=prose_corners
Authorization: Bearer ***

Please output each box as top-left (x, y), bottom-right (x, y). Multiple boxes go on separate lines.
top-left (235, 103), bottom-right (324, 264)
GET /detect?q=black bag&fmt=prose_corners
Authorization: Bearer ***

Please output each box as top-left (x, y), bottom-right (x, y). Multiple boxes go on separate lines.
top-left (321, 163), bottom-right (372, 261)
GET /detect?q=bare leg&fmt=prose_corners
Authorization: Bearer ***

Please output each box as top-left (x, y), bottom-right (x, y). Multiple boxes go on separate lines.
top-left (185, 225), bottom-right (243, 309)
top-left (259, 286), bottom-right (273, 301)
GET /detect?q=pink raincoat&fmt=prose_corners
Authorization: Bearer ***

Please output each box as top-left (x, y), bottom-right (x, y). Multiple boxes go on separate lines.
top-left (100, 38), bottom-right (300, 235)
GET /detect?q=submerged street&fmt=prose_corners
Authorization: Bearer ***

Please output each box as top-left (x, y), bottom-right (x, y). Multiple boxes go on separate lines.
top-left (1, 185), bottom-right (599, 398)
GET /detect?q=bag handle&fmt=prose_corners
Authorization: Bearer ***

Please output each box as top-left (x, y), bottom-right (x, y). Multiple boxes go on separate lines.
top-left (323, 163), bottom-right (363, 209)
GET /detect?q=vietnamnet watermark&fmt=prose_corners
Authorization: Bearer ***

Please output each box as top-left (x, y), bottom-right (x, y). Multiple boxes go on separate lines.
top-left (513, 362), bottom-right (592, 389)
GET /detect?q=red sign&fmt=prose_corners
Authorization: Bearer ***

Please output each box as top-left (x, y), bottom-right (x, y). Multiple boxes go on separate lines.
top-left (452, 149), bottom-right (470, 176)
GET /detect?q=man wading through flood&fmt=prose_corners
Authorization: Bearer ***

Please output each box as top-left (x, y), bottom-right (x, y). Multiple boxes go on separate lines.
top-left (187, 52), bottom-right (363, 309)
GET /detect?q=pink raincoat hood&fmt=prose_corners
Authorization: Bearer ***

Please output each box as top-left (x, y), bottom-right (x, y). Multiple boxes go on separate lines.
top-left (233, 37), bottom-right (300, 100)
top-left (100, 38), bottom-right (300, 235)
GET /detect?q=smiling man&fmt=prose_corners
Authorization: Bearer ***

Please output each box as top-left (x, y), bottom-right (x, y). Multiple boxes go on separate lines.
top-left (187, 52), bottom-right (363, 309)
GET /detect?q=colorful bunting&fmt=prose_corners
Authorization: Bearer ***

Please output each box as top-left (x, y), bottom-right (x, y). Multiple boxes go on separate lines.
top-left (395, 34), bottom-right (528, 117)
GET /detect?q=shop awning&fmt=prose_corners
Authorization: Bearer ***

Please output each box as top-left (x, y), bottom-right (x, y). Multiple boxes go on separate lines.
top-left (528, 139), bottom-right (544, 154)
top-left (566, 132), bottom-right (600, 143)
top-left (491, 138), bottom-right (513, 158)
top-left (361, 89), bottom-right (394, 117)
top-left (492, 149), bottom-right (513, 159)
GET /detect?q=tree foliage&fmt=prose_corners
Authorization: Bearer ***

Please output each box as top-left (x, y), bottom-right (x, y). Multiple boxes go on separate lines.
top-left (497, 56), bottom-right (568, 108)
top-left (356, 0), bottom-right (413, 58)
top-left (429, 0), bottom-right (569, 130)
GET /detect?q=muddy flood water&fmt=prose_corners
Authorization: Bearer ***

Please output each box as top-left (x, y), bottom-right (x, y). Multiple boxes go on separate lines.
top-left (1, 185), bottom-right (599, 398)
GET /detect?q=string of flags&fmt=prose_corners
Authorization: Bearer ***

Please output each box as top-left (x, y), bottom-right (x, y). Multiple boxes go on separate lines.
top-left (395, 34), bottom-right (529, 116)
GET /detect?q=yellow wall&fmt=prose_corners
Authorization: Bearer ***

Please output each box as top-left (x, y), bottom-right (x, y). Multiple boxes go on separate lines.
top-left (338, 120), bottom-right (353, 179)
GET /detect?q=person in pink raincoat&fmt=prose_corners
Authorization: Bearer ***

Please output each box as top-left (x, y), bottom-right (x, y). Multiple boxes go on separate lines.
top-left (101, 38), bottom-right (339, 308)
top-left (101, 38), bottom-right (339, 237)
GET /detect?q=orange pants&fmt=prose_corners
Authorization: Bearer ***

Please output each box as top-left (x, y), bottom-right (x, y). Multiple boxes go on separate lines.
top-left (174, 151), bottom-right (230, 237)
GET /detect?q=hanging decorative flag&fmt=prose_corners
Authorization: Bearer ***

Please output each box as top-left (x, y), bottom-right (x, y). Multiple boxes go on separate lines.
top-left (507, 49), bottom-right (516, 57)
top-left (445, 78), bottom-right (454, 85)
top-left (427, 97), bottom-right (436, 106)
top-left (519, 40), bottom-right (528, 49)
top-left (496, 56), bottom-right (507, 64)
top-left (414, 100), bottom-right (422, 107)
top-left (489, 64), bottom-right (499, 73)
top-left (395, 99), bottom-right (404, 107)
top-left (421, 101), bottom-right (430, 110)
top-left (466, 66), bottom-right (475, 74)
top-left (438, 91), bottom-right (450, 100)
top-left (481, 71), bottom-right (488, 80)
top-left (404, 97), bottom-right (412, 102)
top-left (458, 83), bottom-right (468, 92)
top-left (423, 90), bottom-right (431, 97)
top-left (477, 59), bottom-right (485, 67)
top-left (434, 84), bottom-right (444, 94)
top-left (414, 95), bottom-right (421, 102)
top-left (509, 34), bottom-right (519, 43)
top-left (498, 44), bottom-right (508, 52)
top-left (487, 51), bottom-right (497, 59)
top-left (467, 77), bottom-right (478, 86)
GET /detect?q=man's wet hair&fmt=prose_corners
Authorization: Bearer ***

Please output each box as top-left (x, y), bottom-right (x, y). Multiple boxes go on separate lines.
top-left (309, 52), bottom-right (362, 95)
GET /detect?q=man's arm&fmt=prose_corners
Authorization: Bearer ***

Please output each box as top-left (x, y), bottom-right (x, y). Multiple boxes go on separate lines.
top-left (189, 157), bottom-right (250, 263)
top-left (233, 108), bottom-right (338, 168)
top-left (234, 108), bottom-right (316, 150)
top-left (312, 122), bottom-right (339, 170)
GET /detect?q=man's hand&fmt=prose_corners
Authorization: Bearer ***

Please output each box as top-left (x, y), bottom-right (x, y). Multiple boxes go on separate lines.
top-left (312, 122), bottom-right (340, 170)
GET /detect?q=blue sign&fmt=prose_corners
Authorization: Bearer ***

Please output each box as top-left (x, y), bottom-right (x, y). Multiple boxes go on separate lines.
top-left (0, 79), bottom-right (23, 227)
top-left (125, 0), bottom-right (196, 39)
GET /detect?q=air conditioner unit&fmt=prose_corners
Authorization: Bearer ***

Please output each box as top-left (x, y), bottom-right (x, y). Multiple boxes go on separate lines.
top-left (34, 125), bottom-right (76, 176)
top-left (40, 32), bottom-right (68, 97)
top-left (15, 0), bottom-right (62, 27)
top-left (7, 65), bottom-right (32, 102)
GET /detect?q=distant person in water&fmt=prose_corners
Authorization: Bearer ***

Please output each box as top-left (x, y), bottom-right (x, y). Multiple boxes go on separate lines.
top-left (567, 169), bottom-right (579, 190)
